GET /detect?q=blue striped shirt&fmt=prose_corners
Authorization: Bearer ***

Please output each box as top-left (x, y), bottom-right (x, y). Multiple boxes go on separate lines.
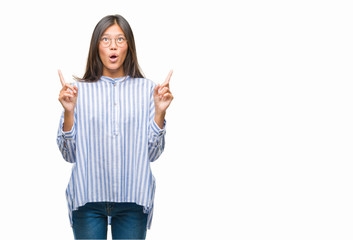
top-left (56, 76), bottom-right (166, 229)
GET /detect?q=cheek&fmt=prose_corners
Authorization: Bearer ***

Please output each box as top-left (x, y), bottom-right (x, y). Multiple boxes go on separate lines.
top-left (118, 47), bottom-right (128, 61)
top-left (98, 46), bottom-right (107, 59)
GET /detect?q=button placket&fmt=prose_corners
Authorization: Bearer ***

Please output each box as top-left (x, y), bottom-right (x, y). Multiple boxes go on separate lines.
top-left (113, 81), bottom-right (119, 136)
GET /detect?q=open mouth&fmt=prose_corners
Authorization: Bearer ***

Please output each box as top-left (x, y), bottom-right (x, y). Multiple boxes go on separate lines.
top-left (110, 54), bottom-right (118, 60)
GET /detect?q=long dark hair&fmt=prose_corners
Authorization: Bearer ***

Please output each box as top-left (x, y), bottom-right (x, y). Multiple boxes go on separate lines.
top-left (76, 14), bottom-right (144, 81)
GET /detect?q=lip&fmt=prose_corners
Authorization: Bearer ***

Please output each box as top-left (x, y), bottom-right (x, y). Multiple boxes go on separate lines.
top-left (109, 53), bottom-right (118, 63)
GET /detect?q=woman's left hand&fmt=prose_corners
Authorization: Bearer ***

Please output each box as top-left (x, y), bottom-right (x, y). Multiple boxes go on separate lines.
top-left (153, 70), bottom-right (174, 115)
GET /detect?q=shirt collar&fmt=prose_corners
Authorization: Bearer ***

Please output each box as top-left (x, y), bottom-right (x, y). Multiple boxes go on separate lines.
top-left (100, 75), bottom-right (130, 84)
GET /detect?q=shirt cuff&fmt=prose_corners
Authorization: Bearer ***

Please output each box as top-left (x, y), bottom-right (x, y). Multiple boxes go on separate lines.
top-left (151, 119), bottom-right (166, 136)
top-left (61, 124), bottom-right (76, 139)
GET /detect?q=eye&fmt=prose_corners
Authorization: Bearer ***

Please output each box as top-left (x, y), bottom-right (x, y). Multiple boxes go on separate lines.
top-left (102, 37), bottom-right (109, 42)
top-left (117, 37), bottom-right (125, 42)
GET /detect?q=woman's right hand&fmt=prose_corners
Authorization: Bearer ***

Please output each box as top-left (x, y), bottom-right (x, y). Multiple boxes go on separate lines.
top-left (58, 69), bottom-right (78, 113)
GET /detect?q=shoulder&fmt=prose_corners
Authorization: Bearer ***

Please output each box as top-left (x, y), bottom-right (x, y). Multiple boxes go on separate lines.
top-left (75, 79), bottom-right (102, 88)
top-left (129, 77), bottom-right (157, 89)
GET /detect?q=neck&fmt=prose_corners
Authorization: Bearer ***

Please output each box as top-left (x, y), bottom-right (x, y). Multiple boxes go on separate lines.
top-left (102, 68), bottom-right (125, 79)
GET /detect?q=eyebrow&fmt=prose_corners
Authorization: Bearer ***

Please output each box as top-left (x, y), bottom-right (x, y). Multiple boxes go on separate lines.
top-left (101, 33), bottom-right (125, 37)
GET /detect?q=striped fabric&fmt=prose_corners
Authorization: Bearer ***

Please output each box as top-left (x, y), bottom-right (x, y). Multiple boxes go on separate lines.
top-left (56, 76), bottom-right (166, 229)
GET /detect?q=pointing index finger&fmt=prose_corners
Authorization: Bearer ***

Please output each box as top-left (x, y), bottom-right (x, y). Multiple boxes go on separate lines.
top-left (163, 70), bottom-right (173, 86)
top-left (58, 69), bottom-right (66, 87)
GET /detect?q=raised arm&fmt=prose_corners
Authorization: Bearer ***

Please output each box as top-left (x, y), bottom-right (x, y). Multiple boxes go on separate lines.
top-left (58, 69), bottom-right (78, 132)
top-left (57, 69), bottom-right (79, 163)
top-left (148, 70), bottom-right (174, 162)
top-left (153, 70), bottom-right (174, 128)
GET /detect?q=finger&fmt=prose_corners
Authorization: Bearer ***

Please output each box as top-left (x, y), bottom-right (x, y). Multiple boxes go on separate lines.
top-left (73, 86), bottom-right (78, 96)
top-left (63, 83), bottom-right (77, 94)
top-left (162, 92), bottom-right (173, 101)
top-left (162, 70), bottom-right (173, 87)
top-left (62, 92), bottom-right (75, 98)
top-left (59, 95), bottom-right (73, 103)
top-left (60, 90), bottom-right (75, 98)
top-left (158, 87), bottom-right (170, 95)
top-left (153, 84), bottom-right (161, 97)
top-left (58, 69), bottom-right (66, 87)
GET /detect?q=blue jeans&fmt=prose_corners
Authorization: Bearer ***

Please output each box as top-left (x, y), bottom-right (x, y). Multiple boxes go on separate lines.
top-left (72, 202), bottom-right (148, 239)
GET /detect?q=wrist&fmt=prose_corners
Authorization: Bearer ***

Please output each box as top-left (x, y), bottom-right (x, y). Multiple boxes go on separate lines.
top-left (155, 110), bottom-right (166, 118)
top-left (64, 109), bottom-right (75, 116)
top-left (154, 111), bottom-right (166, 129)
top-left (63, 110), bottom-right (74, 132)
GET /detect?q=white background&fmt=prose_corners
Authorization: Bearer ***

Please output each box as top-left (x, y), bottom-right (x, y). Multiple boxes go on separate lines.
top-left (0, 0), bottom-right (352, 239)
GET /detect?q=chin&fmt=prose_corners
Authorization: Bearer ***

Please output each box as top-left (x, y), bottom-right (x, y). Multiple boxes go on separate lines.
top-left (104, 65), bottom-right (124, 76)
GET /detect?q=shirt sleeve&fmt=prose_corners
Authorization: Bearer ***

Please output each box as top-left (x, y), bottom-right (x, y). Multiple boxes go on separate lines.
top-left (148, 84), bottom-right (166, 162)
top-left (56, 111), bottom-right (77, 163)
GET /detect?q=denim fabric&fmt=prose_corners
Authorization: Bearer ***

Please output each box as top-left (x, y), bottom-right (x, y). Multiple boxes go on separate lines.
top-left (72, 202), bottom-right (148, 239)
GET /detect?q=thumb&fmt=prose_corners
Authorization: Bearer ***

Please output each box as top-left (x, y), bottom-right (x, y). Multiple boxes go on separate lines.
top-left (73, 86), bottom-right (79, 97)
top-left (153, 84), bottom-right (160, 97)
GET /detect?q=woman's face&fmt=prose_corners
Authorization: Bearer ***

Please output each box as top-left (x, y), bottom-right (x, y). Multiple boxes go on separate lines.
top-left (99, 24), bottom-right (128, 78)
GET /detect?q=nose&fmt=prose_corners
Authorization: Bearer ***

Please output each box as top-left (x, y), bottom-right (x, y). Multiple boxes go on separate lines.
top-left (110, 40), bottom-right (118, 50)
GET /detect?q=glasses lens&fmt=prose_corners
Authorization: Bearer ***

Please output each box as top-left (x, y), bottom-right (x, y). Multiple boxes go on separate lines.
top-left (101, 38), bottom-right (110, 47)
top-left (116, 38), bottom-right (126, 46)
top-left (101, 37), bottom-right (126, 47)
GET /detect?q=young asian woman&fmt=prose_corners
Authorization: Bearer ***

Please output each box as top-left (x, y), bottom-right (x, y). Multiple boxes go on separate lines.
top-left (57, 14), bottom-right (173, 240)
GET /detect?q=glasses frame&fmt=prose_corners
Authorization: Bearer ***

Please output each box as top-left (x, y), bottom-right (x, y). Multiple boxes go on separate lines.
top-left (100, 36), bottom-right (128, 48)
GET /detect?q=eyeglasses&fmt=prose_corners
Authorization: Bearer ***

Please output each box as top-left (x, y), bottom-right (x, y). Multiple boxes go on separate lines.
top-left (100, 36), bottom-right (127, 48)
